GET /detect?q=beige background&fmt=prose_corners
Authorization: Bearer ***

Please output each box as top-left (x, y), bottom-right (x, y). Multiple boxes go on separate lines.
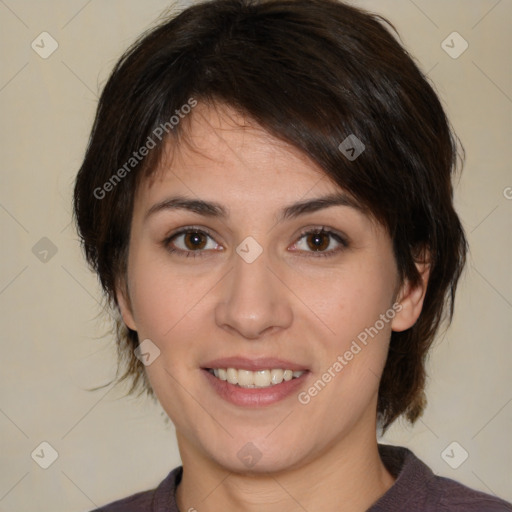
top-left (0, 0), bottom-right (510, 510)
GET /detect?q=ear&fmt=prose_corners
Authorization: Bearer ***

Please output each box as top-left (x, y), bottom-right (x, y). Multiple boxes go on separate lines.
top-left (391, 253), bottom-right (431, 332)
top-left (115, 278), bottom-right (137, 331)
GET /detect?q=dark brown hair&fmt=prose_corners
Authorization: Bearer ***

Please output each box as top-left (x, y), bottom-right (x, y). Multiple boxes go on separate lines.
top-left (73, 0), bottom-right (467, 430)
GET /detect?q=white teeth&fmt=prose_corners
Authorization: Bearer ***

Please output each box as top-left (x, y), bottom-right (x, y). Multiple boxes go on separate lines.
top-left (226, 368), bottom-right (238, 385)
top-left (271, 369), bottom-right (284, 385)
top-left (209, 367), bottom-right (305, 388)
top-left (238, 370), bottom-right (253, 387)
top-left (254, 369), bottom-right (270, 387)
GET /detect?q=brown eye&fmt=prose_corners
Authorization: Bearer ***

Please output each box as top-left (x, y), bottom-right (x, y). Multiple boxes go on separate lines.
top-left (291, 227), bottom-right (348, 258)
top-left (164, 228), bottom-right (220, 257)
top-left (183, 231), bottom-right (208, 250)
top-left (306, 232), bottom-right (330, 251)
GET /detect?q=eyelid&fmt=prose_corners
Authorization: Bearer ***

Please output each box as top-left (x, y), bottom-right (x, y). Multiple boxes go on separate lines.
top-left (290, 226), bottom-right (349, 258)
top-left (163, 226), bottom-right (221, 257)
top-left (162, 225), bottom-right (349, 258)
top-left (296, 226), bottom-right (348, 245)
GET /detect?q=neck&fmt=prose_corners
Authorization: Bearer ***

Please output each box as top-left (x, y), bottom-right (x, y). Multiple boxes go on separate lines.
top-left (175, 412), bottom-right (395, 512)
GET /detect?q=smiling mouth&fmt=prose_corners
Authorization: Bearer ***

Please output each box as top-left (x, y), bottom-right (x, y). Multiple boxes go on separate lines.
top-left (206, 368), bottom-right (306, 389)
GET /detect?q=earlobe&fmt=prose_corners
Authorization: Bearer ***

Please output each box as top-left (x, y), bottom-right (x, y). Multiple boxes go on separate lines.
top-left (115, 280), bottom-right (137, 331)
top-left (391, 259), bottom-right (430, 333)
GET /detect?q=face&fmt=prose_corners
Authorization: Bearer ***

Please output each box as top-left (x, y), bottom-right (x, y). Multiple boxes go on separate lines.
top-left (118, 103), bottom-right (426, 474)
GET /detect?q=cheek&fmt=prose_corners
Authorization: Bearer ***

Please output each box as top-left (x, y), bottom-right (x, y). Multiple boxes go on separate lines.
top-left (315, 257), bottom-right (396, 344)
top-left (303, 253), bottom-right (396, 409)
top-left (127, 247), bottom-right (206, 340)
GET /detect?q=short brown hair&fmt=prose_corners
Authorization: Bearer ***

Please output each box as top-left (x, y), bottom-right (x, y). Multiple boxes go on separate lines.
top-left (73, 0), bottom-right (468, 431)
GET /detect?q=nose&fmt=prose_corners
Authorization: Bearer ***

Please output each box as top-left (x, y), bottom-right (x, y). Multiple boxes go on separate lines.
top-left (214, 246), bottom-right (293, 340)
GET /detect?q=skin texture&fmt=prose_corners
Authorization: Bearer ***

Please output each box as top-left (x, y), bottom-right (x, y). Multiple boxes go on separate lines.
top-left (117, 103), bottom-right (430, 512)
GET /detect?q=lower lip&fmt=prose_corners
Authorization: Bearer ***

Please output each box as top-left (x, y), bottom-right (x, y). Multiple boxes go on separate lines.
top-left (202, 369), bottom-right (309, 407)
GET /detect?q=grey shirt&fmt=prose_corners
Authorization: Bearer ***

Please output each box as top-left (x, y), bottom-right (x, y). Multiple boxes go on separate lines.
top-left (90, 444), bottom-right (512, 511)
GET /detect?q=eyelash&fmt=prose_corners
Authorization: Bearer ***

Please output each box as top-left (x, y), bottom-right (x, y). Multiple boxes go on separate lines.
top-left (162, 226), bottom-right (348, 259)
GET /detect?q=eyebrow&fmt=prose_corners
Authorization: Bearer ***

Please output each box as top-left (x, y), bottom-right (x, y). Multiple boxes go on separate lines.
top-left (144, 192), bottom-right (365, 223)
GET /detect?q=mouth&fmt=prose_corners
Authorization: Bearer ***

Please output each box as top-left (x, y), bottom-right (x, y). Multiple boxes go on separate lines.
top-left (205, 367), bottom-right (306, 389)
top-left (200, 357), bottom-right (310, 407)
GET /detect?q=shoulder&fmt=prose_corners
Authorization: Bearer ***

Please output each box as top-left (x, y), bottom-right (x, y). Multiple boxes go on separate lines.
top-left (430, 474), bottom-right (512, 511)
top-left (88, 489), bottom-right (153, 512)
top-left (372, 444), bottom-right (512, 512)
top-left (87, 466), bottom-right (182, 512)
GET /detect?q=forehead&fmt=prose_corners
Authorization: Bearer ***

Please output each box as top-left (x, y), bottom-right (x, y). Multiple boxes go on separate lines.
top-left (133, 102), bottom-right (379, 236)
top-left (140, 102), bottom-right (338, 202)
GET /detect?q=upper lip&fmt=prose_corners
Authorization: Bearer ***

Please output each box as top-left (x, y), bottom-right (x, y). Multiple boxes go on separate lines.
top-left (202, 357), bottom-right (309, 372)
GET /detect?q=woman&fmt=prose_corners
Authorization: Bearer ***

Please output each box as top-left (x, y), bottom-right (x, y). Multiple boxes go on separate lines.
top-left (73, 0), bottom-right (512, 510)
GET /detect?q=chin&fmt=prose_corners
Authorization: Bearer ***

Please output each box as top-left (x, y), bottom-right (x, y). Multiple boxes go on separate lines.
top-left (216, 452), bottom-right (304, 476)
top-left (201, 434), bottom-right (310, 476)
